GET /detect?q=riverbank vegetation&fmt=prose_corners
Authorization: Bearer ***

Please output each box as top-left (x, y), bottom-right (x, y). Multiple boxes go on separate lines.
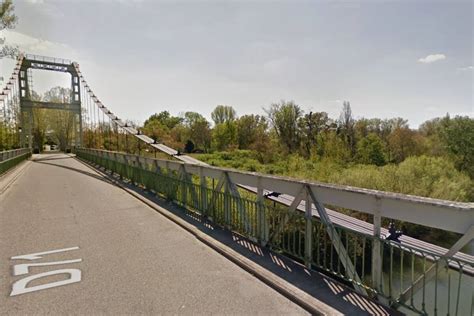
top-left (141, 101), bottom-right (473, 203)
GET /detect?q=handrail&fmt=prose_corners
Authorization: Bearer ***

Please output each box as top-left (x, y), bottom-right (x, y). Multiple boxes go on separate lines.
top-left (25, 54), bottom-right (71, 65)
top-left (78, 148), bottom-right (473, 235)
top-left (0, 148), bottom-right (30, 162)
top-left (0, 148), bottom-right (31, 176)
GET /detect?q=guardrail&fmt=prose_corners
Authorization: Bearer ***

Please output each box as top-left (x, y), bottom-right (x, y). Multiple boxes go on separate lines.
top-left (76, 148), bottom-right (473, 315)
top-left (0, 149), bottom-right (31, 176)
top-left (25, 54), bottom-right (71, 65)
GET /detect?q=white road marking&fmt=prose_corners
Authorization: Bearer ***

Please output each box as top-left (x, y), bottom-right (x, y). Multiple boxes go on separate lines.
top-left (13, 259), bottom-right (82, 276)
top-left (11, 246), bottom-right (80, 261)
top-left (10, 246), bottom-right (82, 296)
top-left (10, 269), bottom-right (81, 296)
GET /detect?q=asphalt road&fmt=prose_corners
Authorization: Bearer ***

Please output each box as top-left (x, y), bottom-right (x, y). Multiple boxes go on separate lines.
top-left (0, 154), bottom-right (308, 315)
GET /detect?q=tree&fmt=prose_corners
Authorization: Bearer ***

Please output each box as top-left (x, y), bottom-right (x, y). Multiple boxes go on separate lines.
top-left (43, 87), bottom-right (76, 151)
top-left (337, 101), bottom-right (356, 155)
top-left (183, 112), bottom-right (211, 151)
top-left (264, 100), bottom-right (303, 153)
top-left (31, 109), bottom-right (48, 151)
top-left (0, 0), bottom-right (19, 59)
top-left (387, 127), bottom-right (417, 163)
top-left (183, 111), bottom-right (205, 127)
top-left (0, 0), bottom-right (16, 29)
top-left (210, 106), bottom-right (238, 151)
top-left (211, 105), bottom-right (236, 125)
top-left (356, 133), bottom-right (386, 166)
top-left (323, 132), bottom-right (352, 163)
top-left (235, 114), bottom-right (268, 149)
top-left (440, 116), bottom-right (474, 178)
top-left (212, 122), bottom-right (237, 151)
top-left (143, 118), bottom-right (169, 143)
top-left (298, 111), bottom-right (330, 157)
top-left (143, 111), bottom-right (182, 130)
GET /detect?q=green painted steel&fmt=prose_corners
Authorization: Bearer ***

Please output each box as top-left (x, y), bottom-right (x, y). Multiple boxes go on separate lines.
top-left (0, 149), bottom-right (31, 176)
top-left (76, 148), bottom-right (473, 315)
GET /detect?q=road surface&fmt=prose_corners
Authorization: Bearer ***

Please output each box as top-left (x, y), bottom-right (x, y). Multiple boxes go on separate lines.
top-left (0, 153), bottom-right (308, 315)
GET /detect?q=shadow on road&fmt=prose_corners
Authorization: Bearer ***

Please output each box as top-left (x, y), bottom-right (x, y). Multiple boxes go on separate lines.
top-left (33, 158), bottom-right (116, 187)
top-left (72, 158), bottom-right (397, 316)
top-left (32, 154), bottom-right (74, 162)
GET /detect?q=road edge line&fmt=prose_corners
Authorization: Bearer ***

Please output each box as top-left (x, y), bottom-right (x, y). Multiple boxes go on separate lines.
top-left (0, 159), bottom-right (31, 196)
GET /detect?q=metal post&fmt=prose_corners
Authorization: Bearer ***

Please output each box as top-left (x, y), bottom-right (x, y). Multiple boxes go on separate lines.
top-left (125, 133), bottom-right (129, 153)
top-left (27, 109), bottom-right (32, 150)
top-left (199, 166), bottom-right (207, 216)
top-left (372, 198), bottom-right (383, 294)
top-left (116, 128), bottom-right (120, 152)
top-left (304, 187), bottom-right (313, 268)
top-left (78, 111), bottom-right (83, 147)
top-left (257, 177), bottom-right (267, 245)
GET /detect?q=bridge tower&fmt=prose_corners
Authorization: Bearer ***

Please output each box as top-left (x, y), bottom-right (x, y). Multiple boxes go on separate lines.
top-left (18, 55), bottom-right (82, 150)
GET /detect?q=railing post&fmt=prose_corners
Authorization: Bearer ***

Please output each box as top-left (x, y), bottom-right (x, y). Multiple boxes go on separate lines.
top-left (372, 197), bottom-right (383, 294)
top-left (199, 166), bottom-right (207, 216)
top-left (180, 165), bottom-right (187, 207)
top-left (304, 187), bottom-right (313, 268)
top-left (257, 176), bottom-right (267, 245)
top-left (223, 172), bottom-right (231, 227)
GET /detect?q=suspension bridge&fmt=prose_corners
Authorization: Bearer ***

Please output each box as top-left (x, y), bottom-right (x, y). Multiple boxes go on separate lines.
top-left (1, 54), bottom-right (473, 315)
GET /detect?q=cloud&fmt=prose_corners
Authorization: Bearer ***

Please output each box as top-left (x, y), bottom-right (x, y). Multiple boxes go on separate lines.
top-left (457, 66), bottom-right (473, 71)
top-left (26, 0), bottom-right (45, 4)
top-left (0, 30), bottom-right (77, 59)
top-left (418, 54), bottom-right (446, 64)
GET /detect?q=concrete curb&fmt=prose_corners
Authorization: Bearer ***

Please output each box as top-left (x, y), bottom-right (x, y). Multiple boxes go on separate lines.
top-left (75, 156), bottom-right (341, 316)
top-left (0, 159), bottom-right (31, 196)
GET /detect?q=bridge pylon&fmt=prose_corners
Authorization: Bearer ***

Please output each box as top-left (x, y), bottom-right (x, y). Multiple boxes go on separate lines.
top-left (18, 54), bottom-right (82, 150)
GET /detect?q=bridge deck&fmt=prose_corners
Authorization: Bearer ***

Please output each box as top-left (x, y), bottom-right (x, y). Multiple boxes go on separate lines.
top-left (0, 154), bottom-right (394, 315)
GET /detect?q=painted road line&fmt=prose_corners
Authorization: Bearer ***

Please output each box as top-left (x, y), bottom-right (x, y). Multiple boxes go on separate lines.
top-left (11, 246), bottom-right (79, 260)
top-left (10, 246), bottom-right (82, 296)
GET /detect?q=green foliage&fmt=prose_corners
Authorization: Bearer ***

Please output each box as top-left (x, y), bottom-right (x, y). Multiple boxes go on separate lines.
top-left (196, 151), bottom-right (473, 203)
top-left (144, 111), bottom-right (182, 130)
top-left (143, 118), bottom-right (168, 143)
top-left (177, 112), bottom-right (211, 151)
top-left (337, 101), bottom-right (356, 156)
top-left (39, 87), bottom-right (76, 151)
top-left (211, 105), bottom-right (236, 125)
top-left (0, 0), bottom-right (16, 30)
top-left (264, 100), bottom-right (303, 153)
top-left (387, 127), bottom-right (418, 163)
top-left (141, 104), bottom-right (473, 207)
top-left (0, 0), bottom-right (18, 59)
top-left (235, 114), bottom-right (267, 150)
top-left (212, 122), bottom-right (237, 151)
top-left (440, 116), bottom-right (474, 178)
top-left (322, 132), bottom-right (352, 163)
top-left (356, 133), bottom-right (386, 166)
top-left (324, 156), bottom-right (472, 201)
top-left (298, 111), bottom-right (331, 157)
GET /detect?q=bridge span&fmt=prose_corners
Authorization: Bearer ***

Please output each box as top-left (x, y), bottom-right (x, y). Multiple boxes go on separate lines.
top-left (1, 153), bottom-right (318, 315)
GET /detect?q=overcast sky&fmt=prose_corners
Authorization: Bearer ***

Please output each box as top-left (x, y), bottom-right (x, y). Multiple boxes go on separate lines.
top-left (1, 0), bottom-right (472, 127)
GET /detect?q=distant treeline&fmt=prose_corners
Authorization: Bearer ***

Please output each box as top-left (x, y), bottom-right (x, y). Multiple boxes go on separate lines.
top-left (141, 101), bottom-right (473, 184)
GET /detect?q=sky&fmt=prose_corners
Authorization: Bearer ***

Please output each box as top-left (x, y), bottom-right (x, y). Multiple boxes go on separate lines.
top-left (0, 0), bottom-right (472, 127)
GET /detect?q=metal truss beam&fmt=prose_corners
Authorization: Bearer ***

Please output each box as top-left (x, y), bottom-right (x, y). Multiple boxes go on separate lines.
top-left (20, 100), bottom-right (81, 113)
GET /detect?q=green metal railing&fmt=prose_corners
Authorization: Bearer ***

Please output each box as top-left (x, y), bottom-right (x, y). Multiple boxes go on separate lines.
top-left (0, 149), bottom-right (31, 176)
top-left (76, 148), bottom-right (473, 315)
